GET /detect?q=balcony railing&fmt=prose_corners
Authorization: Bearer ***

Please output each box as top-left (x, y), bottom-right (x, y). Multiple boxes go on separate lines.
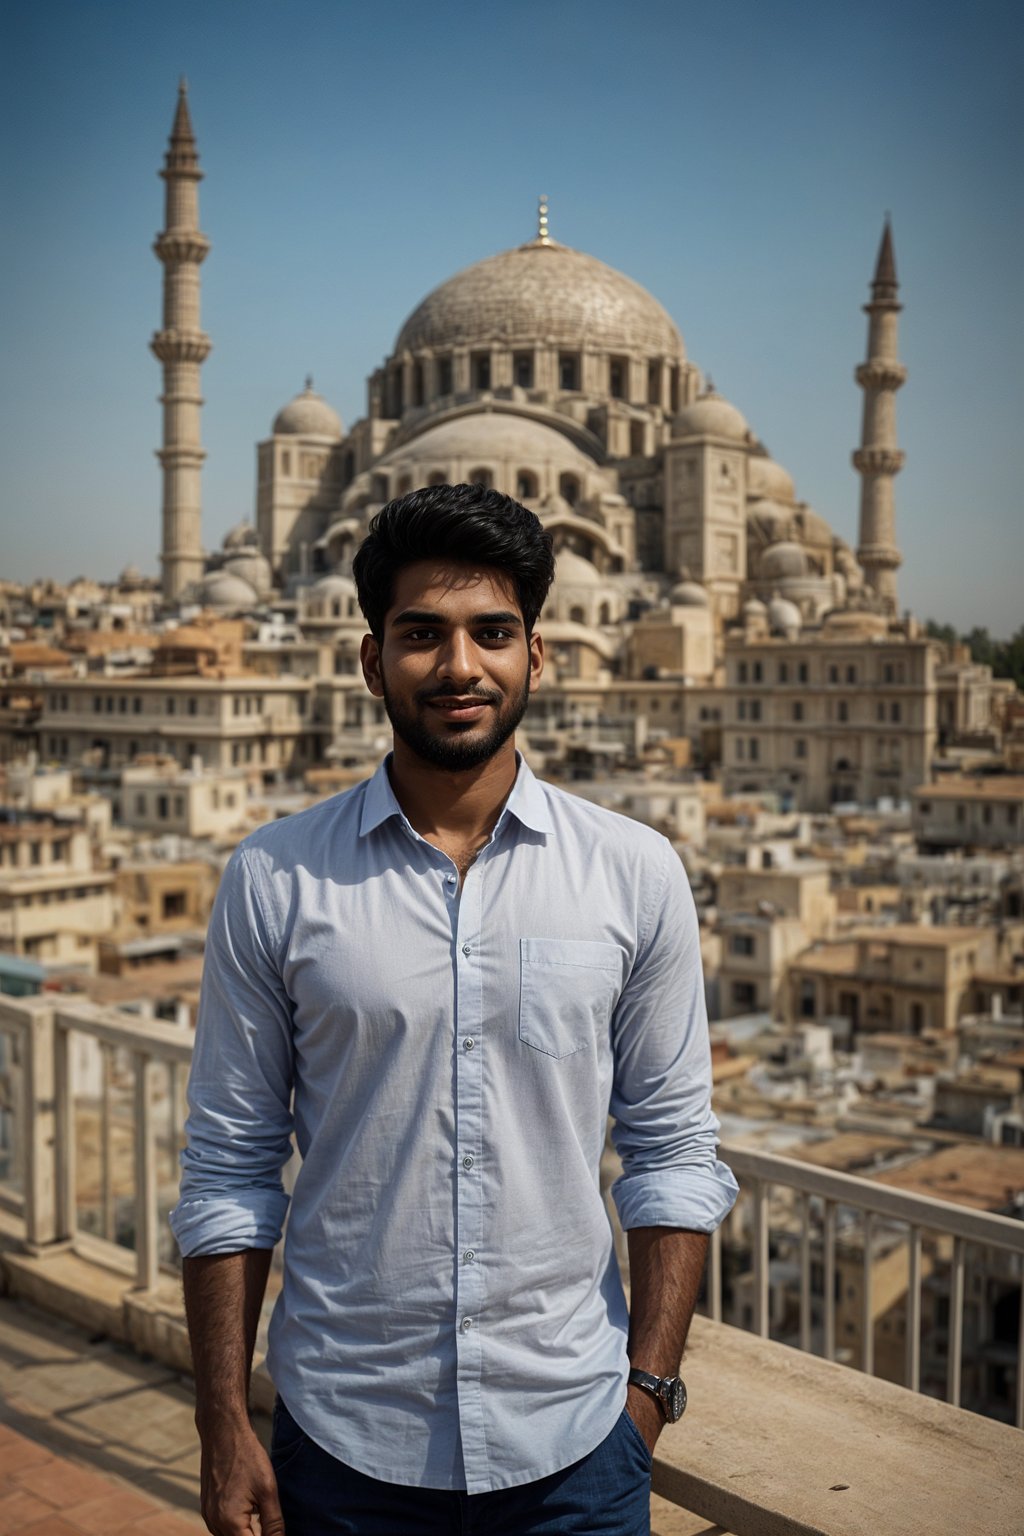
top-left (0, 992), bottom-right (1022, 1533)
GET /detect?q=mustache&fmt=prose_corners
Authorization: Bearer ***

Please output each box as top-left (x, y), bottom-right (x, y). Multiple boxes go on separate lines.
top-left (416, 685), bottom-right (501, 705)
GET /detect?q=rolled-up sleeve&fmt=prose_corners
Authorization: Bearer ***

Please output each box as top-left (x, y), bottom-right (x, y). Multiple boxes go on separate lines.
top-left (169, 844), bottom-right (295, 1257)
top-left (610, 840), bottom-right (738, 1232)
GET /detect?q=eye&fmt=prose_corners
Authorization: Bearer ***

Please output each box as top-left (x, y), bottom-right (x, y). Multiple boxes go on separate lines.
top-left (403, 628), bottom-right (438, 642)
top-left (477, 627), bottom-right (514, 643)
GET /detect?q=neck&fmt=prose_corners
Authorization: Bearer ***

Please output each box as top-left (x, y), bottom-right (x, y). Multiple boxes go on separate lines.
top-left (387, 738), bottom-right (519, 843)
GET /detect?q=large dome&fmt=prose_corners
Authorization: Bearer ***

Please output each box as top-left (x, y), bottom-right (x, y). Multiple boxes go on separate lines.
top-left (394, 238), bottom-right (685, 360)
top-left (273, 379), bottom-right (344, 439)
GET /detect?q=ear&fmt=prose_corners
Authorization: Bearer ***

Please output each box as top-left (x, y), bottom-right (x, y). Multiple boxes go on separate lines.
top-left (528, 629), bottom-right (544, 693)
top-left (360, 633), bottom-right (384, 697)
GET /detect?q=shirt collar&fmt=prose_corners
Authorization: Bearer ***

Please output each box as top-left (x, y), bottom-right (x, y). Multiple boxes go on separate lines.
top-left (358, 751), bottom-right (555, 839)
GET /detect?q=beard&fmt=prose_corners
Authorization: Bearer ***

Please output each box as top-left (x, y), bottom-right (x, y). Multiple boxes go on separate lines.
top-left (380, 662), bottom-right (532, 772)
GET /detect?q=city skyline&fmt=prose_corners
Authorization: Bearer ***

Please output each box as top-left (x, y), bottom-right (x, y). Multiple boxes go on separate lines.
top-left (1, 0), bottom-right (1021, 633)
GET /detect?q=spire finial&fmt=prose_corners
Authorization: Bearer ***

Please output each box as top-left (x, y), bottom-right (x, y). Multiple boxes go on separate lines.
top-left (537, 194), bottom-right (550, 245)
top-left (305, 374), bottom-right (314, 392)
top-left (179, 76), bottom-right (188, 94)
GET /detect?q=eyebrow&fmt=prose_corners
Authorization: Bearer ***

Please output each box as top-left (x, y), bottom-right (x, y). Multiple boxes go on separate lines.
top-left (391, 608), bottom-right (523, 629)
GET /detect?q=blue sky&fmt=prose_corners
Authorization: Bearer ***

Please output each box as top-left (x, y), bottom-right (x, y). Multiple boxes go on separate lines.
top-left (1, 0), bottom-right (1021, 633)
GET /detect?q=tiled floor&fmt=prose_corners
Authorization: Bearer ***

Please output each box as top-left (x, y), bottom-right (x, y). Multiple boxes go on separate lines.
top-left (0, 1296), bottom-right (207, 1532)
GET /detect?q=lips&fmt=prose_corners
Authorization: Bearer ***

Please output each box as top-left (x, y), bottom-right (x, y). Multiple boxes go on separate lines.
top-left (428, 698), bottom-right (492, 721)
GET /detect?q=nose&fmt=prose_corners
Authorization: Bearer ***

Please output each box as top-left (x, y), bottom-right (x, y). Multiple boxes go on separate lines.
top-left (436, 628), bottom-right (481, 687)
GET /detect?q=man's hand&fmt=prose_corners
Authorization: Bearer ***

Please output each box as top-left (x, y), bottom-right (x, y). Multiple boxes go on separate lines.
top-left (198, 1418), bottom-right (285, 1536)
top-left (625, 1382), bottom-right (664, 1457)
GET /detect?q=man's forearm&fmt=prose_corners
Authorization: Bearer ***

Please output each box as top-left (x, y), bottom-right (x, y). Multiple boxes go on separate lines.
top-left (624, 1226), bottom-right (708, 1451)
top-left (183, 1249), bottom-right (273, 1430)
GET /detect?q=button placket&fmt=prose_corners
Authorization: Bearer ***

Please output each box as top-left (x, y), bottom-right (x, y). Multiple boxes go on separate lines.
top-left (453, 854), bottom-right (485, 1434)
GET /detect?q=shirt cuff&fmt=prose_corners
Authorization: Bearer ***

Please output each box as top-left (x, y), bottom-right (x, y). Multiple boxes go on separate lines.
top-left (169, 1190), bottom-right (289, 1257)
top-left (612, 1158), bottom-right (739, 1233)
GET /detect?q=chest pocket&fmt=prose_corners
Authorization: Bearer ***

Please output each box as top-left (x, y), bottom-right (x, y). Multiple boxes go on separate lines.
top-left (519, 938), bottom-right (622, 1060)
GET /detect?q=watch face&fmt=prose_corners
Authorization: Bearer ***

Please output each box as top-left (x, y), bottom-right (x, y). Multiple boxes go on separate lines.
top-left (667, 1377), bottom-right (687, 1421)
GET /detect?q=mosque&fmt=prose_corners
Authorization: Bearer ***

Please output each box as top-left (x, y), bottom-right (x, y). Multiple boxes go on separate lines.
top-left (154, 84), bottom-right (907, 684)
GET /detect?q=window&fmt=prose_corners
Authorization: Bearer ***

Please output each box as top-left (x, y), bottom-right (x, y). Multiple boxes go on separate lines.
top-left (472, 352), bottom-right (491, 390)
top-left (753, 662), bottom-right (763, 683)
top-left (795, 738), bottom-right (807, 758)
top-left (982, 804), bottom-right (993, 825)
top-left (132, 697), bottom-right (142, 714)
top-left (157, 795), bottom-right (169, 820)
top-left (846, 665), bottom-right (856, 684)
top-left (118, 696), bottom-right (127, 713)
top-left (609, 356), bottom-right (629, 400)
top-left (793, 701), bottom-right (803, 722)
top-left (730, 933), bottom-right (755, 957)
top-left (837, 701), bottom-right (849, 722)
top-left (629, 421), bottom-right (646, 456)
top-left (828, 665), bottom-right (838, 684)
top-left (647, 361), bottom-right (661, 405)
top-left (412, 362), bottom-right (424, 407)
top-left (737, 738), bottom-right (746, 760)
top-left (281, 451), bottom-right (291, 476)
top-left (437, 357), bottom-right (453, 395)
top-left (750, 700), bottom-right (761, 722)
top-left (558, 473), bottom-right (580, 507)
top-left (166, 697), bottom-right (176, 715)
top-left (890, 701), bottom-right (901, 722)
top-left (513, 352), bottom-right (534, 389)
top-left (516, 470), bottom-right (539, 501)
top-left (800, 979), bottom-right (816, 1019)
top-left (883, 662), bottom-right (894, 684)
top-left (798, 662), bottom-right (809, 684)
top-left (877, 702), bottom-right (885, 722)
top-left (558, 352), bottom-right (580, 391)
top-left (187, 698), bottom-right (198, 716)
top-left (162, 892), bottom-right (186, 920)
top-left (778, 662), bottom-right (789, 683)
top-left (919, 800), bottom-right (931, 815)
top-left (135, 794), bottom-right (146, 815)
top-left (468, 467), bottom-right (493, 489)
top-left (738, 662), bottom-right (748, 683)
top-left (749, 737), bottom-right (760, 761)
top-left (93, 697), bottom-right (102, 713)
top-left (738, 700), bottom-right (747, 721)
top-left (732, 981), bottom-right (757, 1008)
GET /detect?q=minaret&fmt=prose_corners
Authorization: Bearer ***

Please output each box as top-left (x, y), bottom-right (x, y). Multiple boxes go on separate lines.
top-left (152, 81), bottom-right (211, 603)
top-left (853, 218), bottom-right (906, 612)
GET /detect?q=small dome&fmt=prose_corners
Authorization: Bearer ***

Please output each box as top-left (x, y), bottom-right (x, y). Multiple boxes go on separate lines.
top-left (118, 563), bottom-right (143, 588)
top-left (674, 387), bottom-right (749, 442)
top-left (223, 520), bottom-right (258, 551)
top-left (311, 574), bottom-right (358, 599)
top-left (747, 497), bottom-right (791, 534)
top-left (273, 379), bottom-right (344, 439)
top-left (823, 609), bottom-right (889, 639)
top-left (768, 596), bottom-right (802, 636)
top-left (743, 597), bottom-right (768, 616)
top-left (760, 541), bottom-right (808, 581)
top-left (748, 452), bottom-right (795, 503)
top-left (552, 548), bottom-right (602, 587)
top-left (222, 552), bottom-right (273, 600)
top-left (669, 577), bottom-right (710, 608)
top-left (194, 571), bottom-right (260, 610)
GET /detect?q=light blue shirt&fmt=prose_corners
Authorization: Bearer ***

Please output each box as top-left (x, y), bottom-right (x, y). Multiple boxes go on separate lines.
top-left (171, 755), bottom-right (737, 1494)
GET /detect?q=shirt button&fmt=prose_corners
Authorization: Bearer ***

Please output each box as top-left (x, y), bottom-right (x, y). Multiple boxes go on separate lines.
top-left (463, 1249), bottom-right (475, 1262)
top-left (462, 943), bottom-right (472, 956)
top-left (461, 1317), bottom-right (473, 1331)
top-left (462, 1154), bottom-right (474, 1170)
top-left (463, 1037), bottom-right (475, 1052)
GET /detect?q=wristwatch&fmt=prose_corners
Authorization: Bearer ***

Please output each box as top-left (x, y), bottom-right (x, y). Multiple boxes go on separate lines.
top-left (628, 1367), bottom-right (687, 1422)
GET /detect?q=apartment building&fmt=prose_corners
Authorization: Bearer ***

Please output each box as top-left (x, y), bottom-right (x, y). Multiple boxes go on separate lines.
top-left (0, 819), bottom-right (113, 967)
top-left (912, 777), bottom-right (1024, 851)
top-left (721, 620), bottom-right (939, 810)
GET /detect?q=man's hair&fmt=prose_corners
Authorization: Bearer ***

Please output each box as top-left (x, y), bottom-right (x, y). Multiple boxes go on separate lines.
top-left (352, 483), bottom-right (555, 640)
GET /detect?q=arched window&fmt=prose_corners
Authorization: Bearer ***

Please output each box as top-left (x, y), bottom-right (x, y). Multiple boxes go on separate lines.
top-left (342, 450), bottom-right (355, 486)
top-left (397, 475), bottom-right (413, 495)
top-left (598, 602), bottom-right (611, 625)
top-left (569, 605), bottom-right (586, 624)
top-left (516, 470), bottom-right (539, 501)
top-left (427, 471), bottom-right (446, 486)
top-left (559, 473), bottom-right (580, 507)
top-left (468, 468), bottom-right (493, 489)
top-left (412, 362), bottom-right (425, 407)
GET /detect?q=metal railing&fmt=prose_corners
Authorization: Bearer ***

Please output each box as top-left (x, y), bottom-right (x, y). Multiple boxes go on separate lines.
top-left (1, 995), bottom-right (1022, 1430)
top-left (710, 1142), bottom-right (1024, 1428)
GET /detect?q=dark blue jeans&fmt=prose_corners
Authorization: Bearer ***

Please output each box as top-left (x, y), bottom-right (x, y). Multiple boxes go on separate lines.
top-left (271, 1396), bottom-right (652, 1535)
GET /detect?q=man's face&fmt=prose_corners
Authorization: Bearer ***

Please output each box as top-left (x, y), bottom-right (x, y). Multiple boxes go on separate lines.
top-left (360, 561), bottom-right (544, 772)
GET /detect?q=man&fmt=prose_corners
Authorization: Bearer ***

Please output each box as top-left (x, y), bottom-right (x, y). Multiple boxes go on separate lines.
top-left (171, 483), bottom-right (737, 1536)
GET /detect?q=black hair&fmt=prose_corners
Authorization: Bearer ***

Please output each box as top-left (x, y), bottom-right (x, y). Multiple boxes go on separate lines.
top-left (352, 483), bottom-right (555, 641)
